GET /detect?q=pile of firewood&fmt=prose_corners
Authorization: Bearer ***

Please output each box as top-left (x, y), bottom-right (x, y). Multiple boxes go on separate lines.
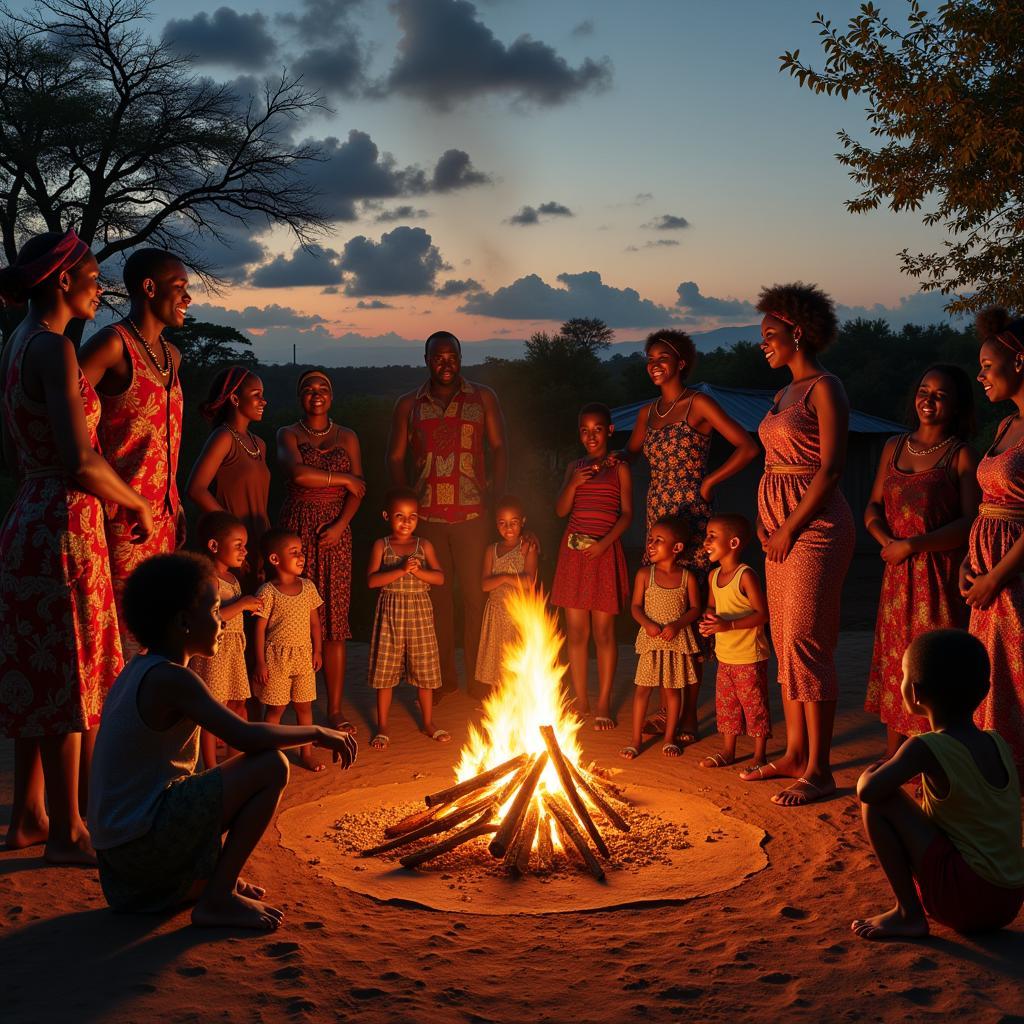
top-left (360, 726), bottom-right (630, 880)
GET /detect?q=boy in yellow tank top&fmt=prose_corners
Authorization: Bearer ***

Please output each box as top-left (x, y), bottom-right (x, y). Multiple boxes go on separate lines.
top-left (698, 515), bottom-right (771, 769)
top-left (852, 629), bottom-right (1024, 939)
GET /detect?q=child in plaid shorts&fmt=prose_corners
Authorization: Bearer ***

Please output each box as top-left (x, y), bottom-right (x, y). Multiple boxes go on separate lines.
top-left (367, 487), bottom-right (450, 749)
top-left (698, 515), bottom-right (771, 770)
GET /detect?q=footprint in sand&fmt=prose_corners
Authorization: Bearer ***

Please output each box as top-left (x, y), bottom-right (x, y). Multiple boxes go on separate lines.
top-left (759, 972), bottom-right (794, 985)
top-left (302, 920), bottom-right (324, 930)
top-left (264, 941), bottom-right (301, 960)
top-left (899, 986), bottom-right (939, 1006)
top-left (274, 966), bottom-right (304, 981)
top-left (658, 985), bottom-right (704, 1001)
top-left (779, 905), bottom-right (810, 920)
top-left (350, 987), bottom-right (387, 1000)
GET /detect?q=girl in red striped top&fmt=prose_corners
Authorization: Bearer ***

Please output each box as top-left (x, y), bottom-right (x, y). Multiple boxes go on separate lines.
top-left (552, 403), bottom-right (633, 729)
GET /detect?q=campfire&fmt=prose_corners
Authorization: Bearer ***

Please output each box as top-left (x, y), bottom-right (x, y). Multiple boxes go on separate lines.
top-left (360, 586), bottom-right (630, 879)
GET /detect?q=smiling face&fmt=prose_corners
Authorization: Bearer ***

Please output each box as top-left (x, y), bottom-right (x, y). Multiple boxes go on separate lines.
top-left (64, 254), bottom-right (104, 321)
top-left (759, 314), bottom-right (801, 370)
top-left (385, 497), bottom-right (420, 540)
top-left (234, 375), bottom-right (266, 422)
top-left (495, 506), bottom-right (525, 544)
top-left (211, 525), bottom-right (248, 570)
top-left (914, 369), bottom-right (957, 430)
top-left (269, 535), bottom-right (305, 577)
top-left (184, 579), bottom-right (223, 660)
top-left (578, 412), bottom-right (612, 457)
top-left (145, 258), bottom-right (191, 329)
top-left (647, 525), bottom-right (684, 565)
top-left (978, 340), bottom-right (1024, 403)
top-left (425, 337), bottom-right (461, 388)
top-left (299, 374), bottom-right (333, 418)
top-left (702, 520), bottom-right (738, 564)
top-left (646, 341), bottom-right (683, 388)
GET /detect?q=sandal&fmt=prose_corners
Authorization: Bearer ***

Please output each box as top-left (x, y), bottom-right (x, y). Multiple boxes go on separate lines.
top-left (642, 710), bottom-right (668, 736)
top-left (662, 743), bottom-right (682, 758)
top-left (739, 761), bottom-right (779, 781)
top-left (429, 728), bottom-right (452, 743)
top-left (770, 776), bottom-right (837, 808)
top-left (370, 734), bottom-right (390, 750)
top-left (699, 752), bottom-right (732, 768)
top-left (620, 746), bottom-right (639, 760)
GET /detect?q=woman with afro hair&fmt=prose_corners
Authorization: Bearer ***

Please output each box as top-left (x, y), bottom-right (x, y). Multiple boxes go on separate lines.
top-left (961, 307), bottom-right (1024, 781)
top-left (744, 282), bottom-right (855, 806)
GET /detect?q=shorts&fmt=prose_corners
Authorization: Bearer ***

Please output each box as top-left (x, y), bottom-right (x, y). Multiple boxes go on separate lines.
top-left (715, 661), bottom-right (771, 738)
top-left (96, 768), bottom-right (223, 913)
top-left (915, 832), bottom-right (1024, 933)
top-left (255, 645), bottom-right (317, 706)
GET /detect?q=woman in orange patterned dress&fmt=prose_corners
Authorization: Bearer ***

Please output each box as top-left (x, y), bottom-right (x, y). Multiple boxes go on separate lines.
top-left (864, 366), bottom-right (979, 757)
top-left (961, 309), bottom-right (1024, 780)
top-left (0, 231), bottom-right (153, 864)
top-left (747, 283), bottom-right (855, 807)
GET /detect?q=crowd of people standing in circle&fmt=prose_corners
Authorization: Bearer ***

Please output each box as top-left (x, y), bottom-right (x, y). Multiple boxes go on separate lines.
top-left (1, 229), bottom-right (1023, 934)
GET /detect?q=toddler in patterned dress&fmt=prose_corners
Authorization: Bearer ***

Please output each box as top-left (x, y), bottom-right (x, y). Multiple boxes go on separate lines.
top-left (698, 515), bottom-right (771, 770)
top-left (191, 512), bottom-right (261, 769)
top-left (253, 529), bottom-right (325, 772)
top-left (475, 496), bottom-right (539, 692)
top-left (622, 515), bottom-right (702, 760)
top-left (367, 488), bottom-right (449, 749)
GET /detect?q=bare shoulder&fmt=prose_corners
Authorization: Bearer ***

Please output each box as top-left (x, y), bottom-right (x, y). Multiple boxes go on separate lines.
top-left (393, 390), bottom-right (419, 414)
top-left (335, 423), bottom-right (360, 447)
top-left (956, 442), bottom-right (980, 471)
top-left (78, 324), bottom-right (123, 360)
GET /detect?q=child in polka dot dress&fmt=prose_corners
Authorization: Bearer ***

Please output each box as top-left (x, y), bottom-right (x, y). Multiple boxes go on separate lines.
top-left (253, 528), bottom-right (324, 772)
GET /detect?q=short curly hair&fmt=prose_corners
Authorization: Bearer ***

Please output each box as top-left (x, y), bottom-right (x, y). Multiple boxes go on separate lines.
top-left (756, 282), bottom-right (838, 353)
top-left (123, 552), bottom-right (217, 650)
top-left (645, 329), bottom-right (698, 380)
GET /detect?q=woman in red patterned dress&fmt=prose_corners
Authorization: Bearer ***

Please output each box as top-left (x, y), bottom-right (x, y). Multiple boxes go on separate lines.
top-left (278, 370), bottom-right (365, 735)
top-left (747, 282), bottom-right (855, 807)
top-left (864, 366), bottom-right (980, 757)
top-left (0, 231), bottom-right (153, 863)
top-left (961, 308), bottom-right (1024, 780)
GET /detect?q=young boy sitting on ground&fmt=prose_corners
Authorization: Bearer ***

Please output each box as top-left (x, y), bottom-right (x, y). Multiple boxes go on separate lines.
top-left (852, 629), bottom-right (1024, 940)
top-left (88, 553), bottom-right (358, 931)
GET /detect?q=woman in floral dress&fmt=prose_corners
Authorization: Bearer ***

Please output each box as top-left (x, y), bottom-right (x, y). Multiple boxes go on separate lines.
top-left (0, 230), bottom-right (152, 863)
top-left (864, 365), bottom-right (979, 757)
top-left (278, 370), bottom-right (365, 734)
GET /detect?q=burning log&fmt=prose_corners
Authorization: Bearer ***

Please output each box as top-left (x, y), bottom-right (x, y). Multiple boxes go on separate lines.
top-left (385, 804), bottom-right (443, 838)
top-left (424, 752), bottom-right (530, 808)
top-left (504, 802), bottom-right (540, 877)
top-left (360, 793), bottom-right (496, 857)
top-left (543, 793), bottom-right (605, 881)
top-left (566, 760), bottom-right (630, 833)
top-left (535, 811), bottom-right (555, 872)
top-left (400, 814), bottom-right (498, 869)
top-left (539, 725), bottom-right (610, 857)
top-left (488, 752), bottom-right (548, 859)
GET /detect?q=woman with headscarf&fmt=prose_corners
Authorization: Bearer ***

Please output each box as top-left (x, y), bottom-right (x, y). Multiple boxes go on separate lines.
top-left (0, 230), bottom-right (153, 863)
top-left (278, 370), bottom-right (365, 735)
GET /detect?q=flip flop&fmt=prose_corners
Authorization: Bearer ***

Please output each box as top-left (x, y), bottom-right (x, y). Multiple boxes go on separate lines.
top-left (642, 710), bottom-right (668, 736)
top-left (662, 743), bottom-right (682, 758)
top-left (770, 777), bottom-right (837, 807)
top-left (429, 728), bottom-right (452, 743)
top-left (370, 734), bottom-right (390, 750)
top-left (620, 746), bottom-right (639, 760)
top-left (593, 716), bottom-right (616, 731)
top-left (699, 752), bottom-right (732, 768)
top-left (739, 761), bottom-right (779, 781)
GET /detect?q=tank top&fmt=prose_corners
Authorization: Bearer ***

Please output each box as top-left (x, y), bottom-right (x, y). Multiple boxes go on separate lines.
top-left (381, 537), bottom-right (430, 594)
top-left (87, 654), bottom-right (199, 850)
top-left (568, 459), bottom-right (622, 537)
top-left (709, 565), bottom-right (769, 664)
top-left (919, 730), bottom-right (1024, 888)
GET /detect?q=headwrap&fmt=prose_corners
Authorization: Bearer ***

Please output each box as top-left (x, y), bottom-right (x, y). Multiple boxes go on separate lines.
top-left (202, 365), bottom-right (251, 422)
top-left (297, 368), bottom-right (333, 397)
top-left (0, 229), bottom-right (90, 306)
top-left (767, 310), bottom-right (798, 328)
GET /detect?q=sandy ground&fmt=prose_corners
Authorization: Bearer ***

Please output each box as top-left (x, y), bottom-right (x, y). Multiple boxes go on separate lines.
top-left (2, 631), bottom-right (1024, 1024)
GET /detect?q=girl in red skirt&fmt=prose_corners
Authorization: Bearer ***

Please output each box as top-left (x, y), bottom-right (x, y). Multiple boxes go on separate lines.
top-left (552, 403), bottom-right (632, 728)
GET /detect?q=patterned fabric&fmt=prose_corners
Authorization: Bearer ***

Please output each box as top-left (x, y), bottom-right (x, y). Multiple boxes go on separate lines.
top-left (633, 567), bottom-right (701, 690)
top-left (253, 578), bottom-right (322, 705)
top-left (968, 417), bottom-right (1024, 776)
top-left (189, 575), bottom-right (250, 703)
top-left (99, 324), bottom-right (184, 655)
top-left (96, 768), bottom-right (223, 913)
top-left (865, 436), bottom-right (968, 736)
top-left (280, 443), bottom-right (353, 641)
top-left (368, 538), bottom-right (442, 690)
top-left (641, 397), bottom-right (712, 574)
top-left (715, 661), bottom-right (771, 737)
top-left (757, 375), bottom-right (855, 702)
top-left (552, 459), bottom-right (630, 614)
top-left (408, 378), bottom-right (487, 523)
top-left (476, 541), bottom-right (527, 687)
top-left (709, 565), bottom-right (770, 664)
top-left (0, 329), bottom-right (123, 737)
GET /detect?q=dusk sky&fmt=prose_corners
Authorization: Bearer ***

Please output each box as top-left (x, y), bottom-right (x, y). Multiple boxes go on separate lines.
top-left (148, 0), bottom-right (961, 363)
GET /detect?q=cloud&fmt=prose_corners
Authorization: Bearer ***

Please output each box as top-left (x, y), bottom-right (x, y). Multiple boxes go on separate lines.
top-left (507, 201), bottom-right (573, 225)
top-left (250, 245), bottom-right (343, 288)
top-left (290, 38), bottom-right (366, 97)
top-left (188, 302), bottom-right (327, 329)
top-left (276, 0), bottom-right (363, 44)
top-left (184, 219), bottom-right (269, 285)
top-left (163, 8), bottom-right (277, 69)
top-left (625, 239), bottom-right (681, 252)
top-left (646, 214), bottom-right (690, 231)
top-left (356, 299), bottom-right (395, 309)
top-left (431, 149), bottom-right (492, 191)
top-left (436, 278), bottom-right (483, 296)
top-left (459, 270), bottom-right (676, 327)
top-left (675, 281), bottom-right (756, 323)
top-left (379, 0), bottom-right (612, 110)
top-left (375, 205), bottom-right (430, 222)
top-left (836, 290), bottom-right (971, 328)
top-left (571, 19), bottom-right (595, 37)
top-left (339, 226), bottom-right (446, 296)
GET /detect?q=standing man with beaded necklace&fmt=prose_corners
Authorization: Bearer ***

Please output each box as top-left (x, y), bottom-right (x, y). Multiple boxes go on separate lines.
top-left (80, 248), bottom-right (188, 655)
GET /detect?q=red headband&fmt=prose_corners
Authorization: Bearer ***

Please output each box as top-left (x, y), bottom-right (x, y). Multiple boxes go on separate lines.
top-left (767, 310), bottom-right (798, 328)
top-left (0, 229), bottom-right (90, 306)
top-left (995, 330), bottom-right (1024, 356)
top-left (203, 365), bottom-right (250, 421)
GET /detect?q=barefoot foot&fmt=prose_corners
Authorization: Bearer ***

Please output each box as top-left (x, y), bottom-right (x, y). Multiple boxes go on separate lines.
top-left (192, 892), bottom-right (283, 931)
top-left (851, 906), bottom-right (929, 941)
top-left (4, 812), bottom-right (49, 850)
top-left (236, 877), bottom-right (266, 899)
top-left (44, 829), bottom-right (96, 867)
top-left (297, 752), bottom-right (325, 773)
